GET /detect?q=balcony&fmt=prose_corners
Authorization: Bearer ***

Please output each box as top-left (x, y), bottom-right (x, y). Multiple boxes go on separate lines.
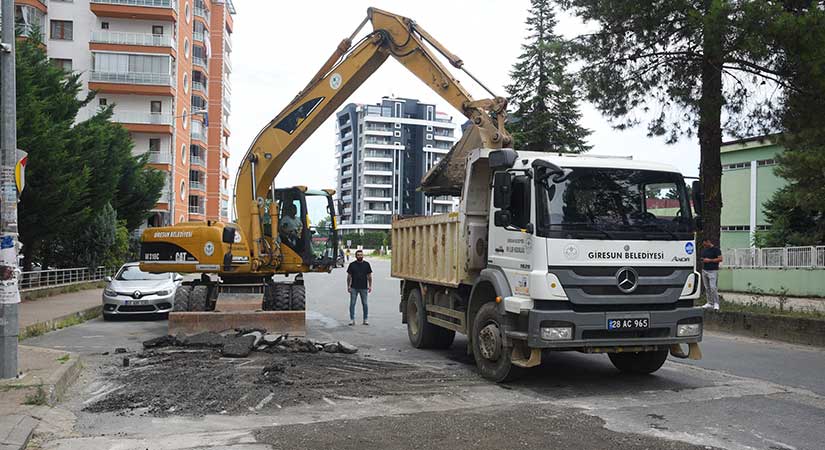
top-left (224, 53), bottom-right (232, 73)
top-left (145, 151), bottom-right (171, 164)
top-left (220, 185), bottom-right (229, 196)
top-left (191, 121), bottom-right (207, 142)
top-left (193, 31), bottom-right (207, 43)
top-left (89, 71), bottom-right (176, 96)
top-left (193, 55), bottom-right (208, 71)
top-left (223, 35), bottom-right (233, 53)
top-left (189, 181), bottom-right (206, 192)
top-left (222, 96), bottom-right (231, 113)
top-left (90, 0), bottom-right (178, 21)
top-left (190, 155), bottom-right (206, 167)
top-left (192, 80), bottom-right (207, 93)
top-left (189, 205), bottom-right (205, 215)
top-left (156, 189), bottom-right (172, 203)
top-left (90, 31), bottom-right (174, 48)
top-left (194, 5), bottom-right (210, 22)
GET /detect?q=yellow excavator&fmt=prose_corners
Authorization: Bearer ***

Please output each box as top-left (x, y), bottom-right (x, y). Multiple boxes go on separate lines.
top-left (140, 7), bottom-right (512, 331)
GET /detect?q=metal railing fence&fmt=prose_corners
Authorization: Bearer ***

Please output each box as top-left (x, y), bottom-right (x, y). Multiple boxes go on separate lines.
top-left (723, 246), bottom-right (825, 269)
top-left (19, 266), bottom-right (116, 291)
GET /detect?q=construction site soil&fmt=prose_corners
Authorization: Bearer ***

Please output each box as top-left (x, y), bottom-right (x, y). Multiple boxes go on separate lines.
top-left (83, 345), bottom-right (483, 417)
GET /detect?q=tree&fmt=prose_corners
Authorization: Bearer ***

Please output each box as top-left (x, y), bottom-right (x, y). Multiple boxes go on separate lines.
top-left (760, 8), bottom-right (825, 246)
top-left (555, 0), bottom-right (825, 244)
top-left (16, 31), bottom-right (164, 268)
top-left (15, 31), bottom-right (93, 269)
top-left (506, 0), bottom-right (591, 153)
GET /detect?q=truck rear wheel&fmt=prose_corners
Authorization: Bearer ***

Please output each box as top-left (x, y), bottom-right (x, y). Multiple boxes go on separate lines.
top-left (406, 288), bottom-right (455, 349)
top-left (608, 350), bottom-right (669, 374)
top-left (471, 302), bottom-right (521, 382)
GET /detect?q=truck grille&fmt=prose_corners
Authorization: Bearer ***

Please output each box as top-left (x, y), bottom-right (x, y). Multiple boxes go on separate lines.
top-left (549, 265), bottom-right (692, 305)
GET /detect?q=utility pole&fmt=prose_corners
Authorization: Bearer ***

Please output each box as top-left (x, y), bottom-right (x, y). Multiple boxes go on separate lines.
top-left (0, 0), bottom-right (20, 379)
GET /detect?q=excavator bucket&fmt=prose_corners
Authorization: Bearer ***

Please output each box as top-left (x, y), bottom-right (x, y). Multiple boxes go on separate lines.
top-left (419, 125), bottom-right (484, 197)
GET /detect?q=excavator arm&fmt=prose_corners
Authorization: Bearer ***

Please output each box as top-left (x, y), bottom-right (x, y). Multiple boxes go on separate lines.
top-left (141, 7), bottom-right (510, 277)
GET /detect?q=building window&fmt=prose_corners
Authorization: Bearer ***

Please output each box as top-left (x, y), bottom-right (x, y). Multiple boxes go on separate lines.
top-left (394, 102), bottom-right (402, 117)
top-left (152, 25), bottom-right (163, 35)
top-left (101, 22), bottom-right (109, 30)
top-left (150, 101), bottom-right (162, 114)
top-left (182, 109), bottom-right (188, 129)
top-left (394, 122), bottom-right (401, 129)
top-left (180, 180), bottom-right (186, 201)
top-left (149, 138), bottom-right (161, 153)
top-left (394, 131), bottom-right (401, 137)
top-left (51, 58), bottom-right (72, 72)
top-left (99, 98), bottom-right (107, 107)
top-left (184, 38), bottom-right (190, 59)
top-left (426, 133), bottom-right (433, 140)
top-left (50, 20), bottom-right (73, 40)
top-left (426, 125), bottom-right (433, 131)
top-left (425, 144), bottom-right (432, 148)
top-left (426, 105), bottom-right (434, 121)
top-left (181, 143), bottom-right (187, 164)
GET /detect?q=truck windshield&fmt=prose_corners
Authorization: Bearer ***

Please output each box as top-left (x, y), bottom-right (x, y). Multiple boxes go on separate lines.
top-left (536, 167), bottom-right (694, 240)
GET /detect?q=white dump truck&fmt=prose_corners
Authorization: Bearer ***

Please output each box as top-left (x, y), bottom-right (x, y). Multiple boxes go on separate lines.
top-left (392, 148), bottom-right (704, 381)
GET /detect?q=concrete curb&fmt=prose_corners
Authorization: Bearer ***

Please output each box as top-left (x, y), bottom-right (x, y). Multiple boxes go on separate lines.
top-left (19, 305), bottom-right (102, 340)
top-left (0, 415), bottom-right (38, 450)
top-left (705, 310), bottom-right (825, 347)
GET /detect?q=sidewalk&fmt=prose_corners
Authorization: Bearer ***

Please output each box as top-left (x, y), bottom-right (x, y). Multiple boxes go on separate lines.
top-left (19, 288), bottom-right (103, 329)
top-left (0, 289), bottom-right (98, 450)
top-left (721, 291), bottom-right (825, 313)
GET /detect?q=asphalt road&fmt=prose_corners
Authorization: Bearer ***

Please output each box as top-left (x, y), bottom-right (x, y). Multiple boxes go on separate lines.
top-left (25, 258), bottom-right (825, 450)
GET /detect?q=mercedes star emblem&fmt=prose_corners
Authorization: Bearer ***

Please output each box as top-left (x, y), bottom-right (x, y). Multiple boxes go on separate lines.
top-left (615, 267), bottom-right (639, 294)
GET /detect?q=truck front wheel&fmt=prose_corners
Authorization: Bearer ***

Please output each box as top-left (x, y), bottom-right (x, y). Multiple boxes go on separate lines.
top-left (406, 288), bottom-right (455, 349)
top-left (471, 302), bottom-right (521, 382)
top-left (608, 350), bottom-right (669, 374)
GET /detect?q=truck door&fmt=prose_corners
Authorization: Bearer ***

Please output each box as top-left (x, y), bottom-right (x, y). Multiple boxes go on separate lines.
top-left (488, 173), bottom-right (533, 298)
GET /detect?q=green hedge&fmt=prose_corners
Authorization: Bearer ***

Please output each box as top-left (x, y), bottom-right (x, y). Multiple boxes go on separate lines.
top-left (341, 231), bottom-right (390, 249)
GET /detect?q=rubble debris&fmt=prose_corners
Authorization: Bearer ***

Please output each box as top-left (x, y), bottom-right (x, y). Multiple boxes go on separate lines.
top-left (142, 335), bottom-right (179, 349)
top-left (233, 327), bottom-right (267, 336)
top-left (338, 341), bottom-right (358, 354)
top-left (243, 331), bottom-right (264, 347)
top-left (115, 348), bottom-right (127, 354)
top-left (181, 331), bottom-right (226, 348)
top-left (222, 335), bottom-right (256, 358)
top-left (323, 343), bottom-right (340, 353)
top-left (122, 357), bottom-right (129, 367)
top-left (262, 333), bottom-right (284, 345)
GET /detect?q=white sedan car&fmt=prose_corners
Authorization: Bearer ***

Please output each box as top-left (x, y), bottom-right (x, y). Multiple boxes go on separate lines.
top-left (102, 262), bottom-right (183, 320)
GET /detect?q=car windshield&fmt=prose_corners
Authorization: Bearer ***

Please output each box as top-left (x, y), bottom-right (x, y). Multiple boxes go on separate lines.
top-left (115, 265), bottom-right (170, 281)
top-left (536, 167), bottom-right (693, 239)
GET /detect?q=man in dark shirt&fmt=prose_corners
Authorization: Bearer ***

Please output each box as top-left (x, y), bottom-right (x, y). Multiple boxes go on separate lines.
top-left (701, 239), bottom-right (723, 310)
top-left (346, 250), bottom-right (372, 326)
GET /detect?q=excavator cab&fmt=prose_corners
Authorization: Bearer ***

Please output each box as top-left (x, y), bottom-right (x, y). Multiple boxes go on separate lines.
top-left (269, 187), bottom-right (339, 272)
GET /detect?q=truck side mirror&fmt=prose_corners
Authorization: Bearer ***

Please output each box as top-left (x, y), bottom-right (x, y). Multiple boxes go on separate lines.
top-left (494, 210), bottom-right (512, 228)
top-left (222, 226), bottom-right (236, 244)
top-left (492, 171), bottom-right (512, 209)
top-left (691, 180), bottom-right (703, 216)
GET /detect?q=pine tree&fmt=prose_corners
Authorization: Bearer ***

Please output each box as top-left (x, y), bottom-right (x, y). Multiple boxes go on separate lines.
top-left (555, 0), bottom-right (825, 245)
top-left (16, 31), bottom-right (93, 269)
top-left (506, 0), bottom-right (591, 153)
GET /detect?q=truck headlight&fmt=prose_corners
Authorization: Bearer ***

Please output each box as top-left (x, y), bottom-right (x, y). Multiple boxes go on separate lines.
top-left (677, 323), bottom-right (702, 337)
top-left (541, 327), bottom-right (573, 340)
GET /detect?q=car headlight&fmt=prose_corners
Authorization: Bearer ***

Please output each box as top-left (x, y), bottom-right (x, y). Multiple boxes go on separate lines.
top-left (104, 288), bottom-right (117, 297)
top-left (156, 290), bottom-right (170, 296)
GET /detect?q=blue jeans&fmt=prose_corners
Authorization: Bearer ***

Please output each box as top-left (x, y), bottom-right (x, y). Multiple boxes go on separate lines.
top-left (349, 289), bottom-right (368, 321)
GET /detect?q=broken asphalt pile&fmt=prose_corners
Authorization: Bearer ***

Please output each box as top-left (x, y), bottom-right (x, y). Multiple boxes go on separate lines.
top-left (82, 329), bottom-right (481, 417)
top-left (142, 330), bottom-right (359, 358)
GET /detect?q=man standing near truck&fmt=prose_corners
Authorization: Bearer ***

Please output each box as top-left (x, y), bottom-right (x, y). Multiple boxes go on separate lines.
top-left (346, 250), bottom-right (372, 326)
top-left (701, 238), bottom-right (723, 310)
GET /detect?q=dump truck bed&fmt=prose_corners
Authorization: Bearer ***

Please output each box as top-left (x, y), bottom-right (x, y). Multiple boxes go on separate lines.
top-left (391, 212), bottom-right (467, 287)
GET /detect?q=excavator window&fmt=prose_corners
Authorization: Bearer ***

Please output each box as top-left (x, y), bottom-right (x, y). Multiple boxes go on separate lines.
top-left (278, 198), bottom-right (304, 251)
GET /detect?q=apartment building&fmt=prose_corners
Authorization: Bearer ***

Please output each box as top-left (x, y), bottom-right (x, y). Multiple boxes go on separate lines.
top-left (334, 97), bottom-right (460, 233)
top-left (13, 0), bottom-right (235, 227)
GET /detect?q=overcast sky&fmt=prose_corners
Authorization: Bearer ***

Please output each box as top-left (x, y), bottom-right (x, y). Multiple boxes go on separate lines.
top-left (228, 0), bottom-right (701, 197)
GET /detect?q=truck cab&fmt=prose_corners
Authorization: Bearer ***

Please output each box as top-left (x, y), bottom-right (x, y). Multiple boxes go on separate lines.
top-left (392, 148), bottom-right (704, 382)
